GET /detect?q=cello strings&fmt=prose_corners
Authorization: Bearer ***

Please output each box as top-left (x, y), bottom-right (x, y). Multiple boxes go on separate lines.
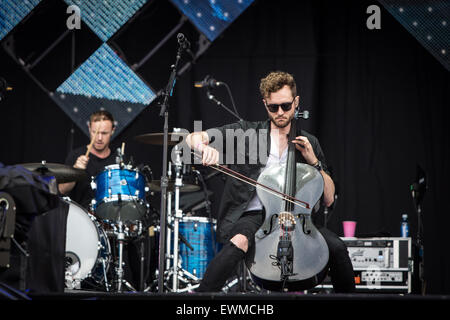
top-left (191, 151), bottom-right (310, 210)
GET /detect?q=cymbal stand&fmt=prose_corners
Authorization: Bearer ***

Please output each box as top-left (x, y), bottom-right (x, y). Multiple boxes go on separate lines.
top-left (114, 220), bottom-right (136, 292)
top-left (115, 220), bottom-right (125, 292)
top-left (163, 146), bottom-right (200, 292)
top-left (165, 163), bottom-right (173, 273)
top-left (172, 146), bottom-right (183, 291)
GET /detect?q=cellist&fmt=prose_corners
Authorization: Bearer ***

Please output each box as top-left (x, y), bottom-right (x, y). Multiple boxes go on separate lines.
top-left (186, 71), bottom-right (355, 293)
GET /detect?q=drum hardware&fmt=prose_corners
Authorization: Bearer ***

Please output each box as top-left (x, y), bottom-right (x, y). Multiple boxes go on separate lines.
top-left (166, 266), bottom-right (201, 293)
top-left (86, 157), bottom-right (154, 292)
top-left (20, 161), bottom-right (87, 183)
top-left (166, 223), bottom-right (193, 251)
top-left (155, 149), bottom-right (222, 292)
top-left (101, 258), bottom-right (110, 292)
top-left (147, 161), bottom-right (200, 195)
top-left (101, 219), bottom-right (143, 238)
top-left (155, 145), bottom-right (201, 292)
top-left (133, 132), bottom-right (188, 146)
top-left (113, 220), bottom-right (136, 292)
top-left (172, 146), bottom-right (183, 291)
top-left (0, 192), bottom-right (16, 268)
top-left (133, 125), bottom-right (196, 293)
top-left (147, 179), bottom-right (200, 193)
top-left (105, 205), bottom-right (146, 291)
top-left (115, 142), bottom-right (126, 167)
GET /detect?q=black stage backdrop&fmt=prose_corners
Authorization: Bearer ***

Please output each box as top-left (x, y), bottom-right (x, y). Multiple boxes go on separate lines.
top-left (1, 0), bottom-right (449, 294)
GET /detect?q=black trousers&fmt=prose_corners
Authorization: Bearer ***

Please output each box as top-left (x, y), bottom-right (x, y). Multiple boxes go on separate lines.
top-left (317, 227), bottom-right (356, 293)
top-left (197, 211), bottom-right (355, 293)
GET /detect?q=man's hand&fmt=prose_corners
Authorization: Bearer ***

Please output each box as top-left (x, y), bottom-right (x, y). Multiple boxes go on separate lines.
top-left (291, 136), bottom-right (318, 165)
top-left (58, 155), bottom-right (88, 195)
top-left (187, 131), bottom-right (219, 166)
top-left (74, 155), bottom-right (89, 170)
top-left (292, 136), bottom-right (335, 207)
top-left (198, 144), bottom-right (220, 166)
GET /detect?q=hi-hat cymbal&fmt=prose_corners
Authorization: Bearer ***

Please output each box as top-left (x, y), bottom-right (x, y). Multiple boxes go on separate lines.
top-left (134, 132), bottom-right (188, 145)
top-left (148, 180), bottom-right (200, 193)
top-left (20, 162), bottom-right (87, 183)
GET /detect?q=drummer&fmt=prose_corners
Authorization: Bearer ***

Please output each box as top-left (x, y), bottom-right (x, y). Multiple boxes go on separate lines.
top-left (58, 110), bottom-right (116, 209)
top-left (59, 110), bottom-right (149, 291)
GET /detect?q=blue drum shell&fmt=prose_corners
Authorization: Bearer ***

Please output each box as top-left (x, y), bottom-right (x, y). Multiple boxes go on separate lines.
top-left (178, 217), bottom-right (221, 279)
top-left (94, 167), bottom-right (145, 205)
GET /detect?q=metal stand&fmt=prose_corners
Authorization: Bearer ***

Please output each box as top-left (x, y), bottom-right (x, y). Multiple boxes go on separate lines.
top-left (163, 147), bottom-right (199, 292)
top-left (101, 257), bottom-right (110, 292)
top-left (114, 221), bottom-right (136, 292)
top-left (411, 166), bottom-right (427, 295)
top-left (165, 164), bottom-right (173, 276)
top-left (172, 151), bottom-right (182, 291)
top-left (206, 89), bottom-right (242, 121)
top-left (416, 203), bottom-right (425, 294)
top-left (157, 40), bottom-right (182, 294)
top-left (139, 235), bottom-right (146, 292)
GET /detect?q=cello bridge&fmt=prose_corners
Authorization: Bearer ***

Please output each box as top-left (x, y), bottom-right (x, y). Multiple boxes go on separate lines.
top-left (278, 212), bottom-right (296, 232)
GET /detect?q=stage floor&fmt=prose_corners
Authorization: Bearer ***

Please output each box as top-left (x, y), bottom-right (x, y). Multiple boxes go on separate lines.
top-left (29, 289), bottom-right (450, 301)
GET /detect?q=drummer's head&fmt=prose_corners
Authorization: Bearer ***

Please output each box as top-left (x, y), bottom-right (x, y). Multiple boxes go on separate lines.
top-left (88, 110), bottom-right (116, 152)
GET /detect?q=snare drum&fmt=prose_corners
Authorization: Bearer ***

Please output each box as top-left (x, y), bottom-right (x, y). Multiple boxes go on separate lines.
top-left (92, 164), bottom-right (147, 221)
top-left (178, 216), bottom-right (221, 279)
top-left (64, 198), bottom-right (111, 289)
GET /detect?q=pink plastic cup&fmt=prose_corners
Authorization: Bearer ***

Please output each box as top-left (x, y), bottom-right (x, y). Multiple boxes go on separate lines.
top-left (342, 221), bottom-right (357, 237)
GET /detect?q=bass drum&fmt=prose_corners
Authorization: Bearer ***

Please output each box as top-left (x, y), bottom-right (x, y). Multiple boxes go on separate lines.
top-left (64, 198), bottom-right (111, 290)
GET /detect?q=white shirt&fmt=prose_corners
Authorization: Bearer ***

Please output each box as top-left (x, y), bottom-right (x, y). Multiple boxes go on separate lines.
top-left (245, 133), bottom-right (288, 211)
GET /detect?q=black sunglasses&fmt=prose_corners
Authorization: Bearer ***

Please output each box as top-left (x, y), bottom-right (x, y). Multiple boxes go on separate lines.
top-left (265, 98), bottom-right (295, 113)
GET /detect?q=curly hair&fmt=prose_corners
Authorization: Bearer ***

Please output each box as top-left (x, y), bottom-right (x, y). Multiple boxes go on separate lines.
top-left (259, 71), bottom-right (297, 99)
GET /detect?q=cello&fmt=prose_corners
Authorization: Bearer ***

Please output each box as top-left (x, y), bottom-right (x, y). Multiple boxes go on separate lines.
top-left (246, 110), bottom-right (329, 291)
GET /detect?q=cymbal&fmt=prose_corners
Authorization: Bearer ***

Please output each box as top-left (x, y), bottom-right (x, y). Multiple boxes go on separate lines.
top-left (148, 180), bottom-right (200, 193)
top-left (134, 132), bottom-right (188, 146)
top-left (20, 162), bottom-right (87, 183)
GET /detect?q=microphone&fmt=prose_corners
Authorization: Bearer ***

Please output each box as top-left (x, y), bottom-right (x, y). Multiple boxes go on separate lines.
top-left (116, 147), bottom-right (124, 168)
top-left (295, 109), bottom-right (309, 120)
top-left (177, 33), bottom-right (196, 61)
top-left (177, 33), bottom-right (190, 49)
top-left (194, 75), bottom-right (223, 88)
top-left (299, 110), bottom-right (309, 119)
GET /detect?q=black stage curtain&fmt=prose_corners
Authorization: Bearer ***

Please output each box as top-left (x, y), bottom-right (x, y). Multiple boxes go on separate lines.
top-left (1, 0), bottom-right (449, 294)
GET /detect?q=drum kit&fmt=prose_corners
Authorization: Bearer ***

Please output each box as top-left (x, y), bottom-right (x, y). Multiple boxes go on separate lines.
top-left (21, 130), bottom-right (220, 293)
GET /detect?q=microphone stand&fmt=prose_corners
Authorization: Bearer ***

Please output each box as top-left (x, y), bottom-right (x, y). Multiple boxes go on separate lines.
top-left (411, 185), bottom-right (426, 295)
top-left (206, 89), bottom-right (242, 121)
top-left (157, 39), bottom-right (185, 293)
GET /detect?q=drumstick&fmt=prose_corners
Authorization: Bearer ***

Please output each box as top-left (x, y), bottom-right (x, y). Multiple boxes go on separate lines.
top-left (85, 120), bottom-right (102, 157)
top-left (121, 142), bottom-right (125, 156)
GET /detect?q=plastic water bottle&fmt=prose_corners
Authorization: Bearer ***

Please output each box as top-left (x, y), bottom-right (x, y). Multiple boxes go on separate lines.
top-left (401, 214), bottom-right (409, 237)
